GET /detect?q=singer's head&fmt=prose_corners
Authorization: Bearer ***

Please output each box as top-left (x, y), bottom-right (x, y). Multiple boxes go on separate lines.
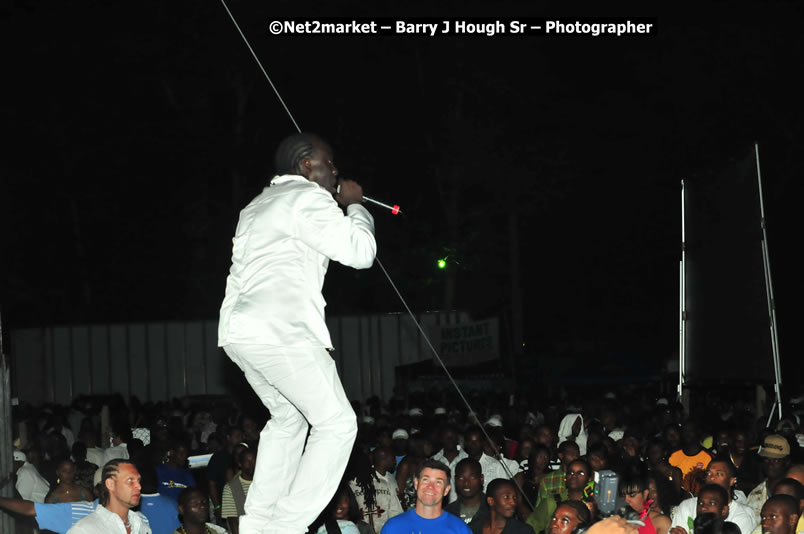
top-left (274, 132), bottom-right (339, 194)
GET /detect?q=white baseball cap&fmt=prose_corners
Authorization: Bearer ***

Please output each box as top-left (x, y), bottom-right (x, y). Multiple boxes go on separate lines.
top-left (485, 415), bottom-right (503, 428)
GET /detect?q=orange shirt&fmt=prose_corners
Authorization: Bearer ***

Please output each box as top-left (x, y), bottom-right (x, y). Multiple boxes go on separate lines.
top-left (668, 449), bottom-right (712, 494)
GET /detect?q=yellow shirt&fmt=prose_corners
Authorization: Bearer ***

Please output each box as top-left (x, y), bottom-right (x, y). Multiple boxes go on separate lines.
top-left (668, 449), bottom-right (712, 493)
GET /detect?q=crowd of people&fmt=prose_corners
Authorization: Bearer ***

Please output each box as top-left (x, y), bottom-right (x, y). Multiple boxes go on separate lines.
top-left (2, 387), bottom-right (804, 534)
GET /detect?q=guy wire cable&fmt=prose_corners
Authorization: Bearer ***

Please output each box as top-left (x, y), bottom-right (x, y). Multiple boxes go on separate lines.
top-left (217, 0), bottom-right (528, 501)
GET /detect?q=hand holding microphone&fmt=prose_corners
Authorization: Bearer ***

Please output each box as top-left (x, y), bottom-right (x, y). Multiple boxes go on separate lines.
top-left (336, 179), bottom-right (402, 215)
top-left (334, 179), bottom-right (363, 206)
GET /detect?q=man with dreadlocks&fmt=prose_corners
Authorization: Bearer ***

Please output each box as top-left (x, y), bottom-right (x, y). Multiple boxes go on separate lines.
top-left (349, 446), bottom-right (404, 533)
top-left (67, 459), bottom-right (151, 533)
top-left (218, 132), bottom-right (376, 534)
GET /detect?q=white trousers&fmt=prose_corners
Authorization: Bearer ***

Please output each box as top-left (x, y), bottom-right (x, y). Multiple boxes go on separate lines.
top-left (224, 344), bottom-right (357, 534)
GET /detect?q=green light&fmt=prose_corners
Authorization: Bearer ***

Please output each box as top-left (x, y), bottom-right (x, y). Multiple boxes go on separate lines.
top-left (437, 258), bottom-right (447, 269)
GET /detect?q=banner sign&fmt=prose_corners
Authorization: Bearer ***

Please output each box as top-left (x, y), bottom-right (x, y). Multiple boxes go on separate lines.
top-left (430, 318), bottom-right (499, 366)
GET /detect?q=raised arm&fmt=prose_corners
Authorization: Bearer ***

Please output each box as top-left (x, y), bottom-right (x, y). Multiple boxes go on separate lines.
top-left (0, 495), bottom-right (36, 516)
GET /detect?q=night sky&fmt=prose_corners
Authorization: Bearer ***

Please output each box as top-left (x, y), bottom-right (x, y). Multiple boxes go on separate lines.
top-left (2, 2), bottom-right (802, 384)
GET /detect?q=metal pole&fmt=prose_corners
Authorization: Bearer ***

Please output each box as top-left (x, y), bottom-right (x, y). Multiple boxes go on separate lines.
top-left (766, 398), bottom-right (779, 429)
top-left (678, 180), bottom-right (687, 401)
top-left (754, 142), bottom-right (783, 423)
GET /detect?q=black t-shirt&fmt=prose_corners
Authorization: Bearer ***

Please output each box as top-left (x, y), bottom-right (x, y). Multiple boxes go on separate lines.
top-left (734, 450), bottom-right (762, 493)
top-left (206, 450), bottom-right (233, 499)
top-left (445, 496), bottom-right (489, 525)
top-left (468, 512), bottom-right (536, 534)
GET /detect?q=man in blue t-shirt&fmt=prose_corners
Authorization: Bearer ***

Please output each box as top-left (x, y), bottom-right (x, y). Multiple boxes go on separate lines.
top-left (155, 442), bottom-right (196, 501)
top-left (138, 462), bottom-right (181, 534)
top-left (381, 459), bottom-right (471, 533)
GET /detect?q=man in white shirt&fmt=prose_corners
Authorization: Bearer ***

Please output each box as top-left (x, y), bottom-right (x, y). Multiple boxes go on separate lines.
top-left (68, 459), bottom-right (151, 534)
top-left (13, 450), bottom-right (50, 503)
top-left (102, 424), bottom-right (131, 466)
top-left (478, 454), bottom-right (521, 494)
top-left (670, 481), bottom-right (758, 534)
top-left (464, 426), bottom-right (521, 493)
top-left (218, 132), bottom-right (376, 534)
top-left (79, 432), bottom-right (106, 470)
top-left (431, 425), bottom-right (468, 503)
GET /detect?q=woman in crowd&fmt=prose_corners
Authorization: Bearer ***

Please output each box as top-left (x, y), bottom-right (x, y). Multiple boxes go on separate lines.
top-left (44, 458), bottom-right (92, 503)
top-left (518, 443), bottom-right (552, 520)
top-left (646, 439), bottom-right (684, 494)
top-left (620, 470), bottom-right (671, 534)
top-left (645, 472), bottom-right (683, 520)
top-left (308, 483), bottom-right (370, 534)
top-left (70, 442), bottom-right (98, 494)
top-left (528, 458), bottom-right (594, 534)
top-left (515, 437), bottom-right (537, 472)
top-left (549, 501), bottom-right (592, 534)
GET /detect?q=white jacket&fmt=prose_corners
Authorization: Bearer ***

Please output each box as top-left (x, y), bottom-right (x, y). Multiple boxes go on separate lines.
top-left (219, 175), bottom-right (376, 348)
top-left (350, 472), bottom-right (403, 533)
top-left (558, 414), bottom-right (588, 456)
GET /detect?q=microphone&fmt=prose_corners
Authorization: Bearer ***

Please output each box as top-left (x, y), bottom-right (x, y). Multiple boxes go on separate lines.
top-left (336, 183), bottom-right (402, 215)
top-left (363, 195), bottom-right (402, 215)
